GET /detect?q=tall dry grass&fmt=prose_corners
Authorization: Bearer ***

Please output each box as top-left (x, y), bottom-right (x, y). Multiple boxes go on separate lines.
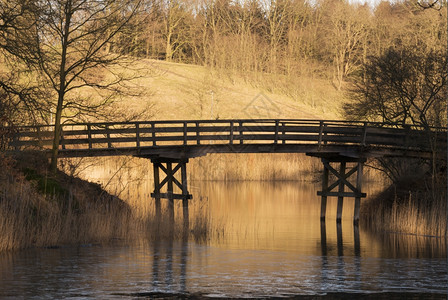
top-left (0, 168), bottom-right (132, 251)
top-left (0, 152), bottom-right (223, 252)
top-left (361, 185), bottom-right (447, 238)
top-left (0, 154), bottom-right (136, 252)
top-left (363, 226), bottom-right (447, 258)
top-left (189, 153), bottom-right (321, 181)
top-left (73, 153), bottom-right (329, 184)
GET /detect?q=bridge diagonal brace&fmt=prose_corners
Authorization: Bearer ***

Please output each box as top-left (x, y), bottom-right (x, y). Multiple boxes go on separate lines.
top-left (324, 162), bottom-right (359, 194)
top-left (150, 158), bottom-right (192, 201)
top-left (158, 163), bottom-right (183, 190)
top-left (317, 157), bottom-right (366, 224)
top-left (150, 158), bottom-right (191, 228)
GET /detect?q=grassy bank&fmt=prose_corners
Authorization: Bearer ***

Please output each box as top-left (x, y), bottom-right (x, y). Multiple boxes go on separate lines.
top-left (0, 153), bottom-right (215, 252)
top-left (0, 153), bottom-right (134, 251)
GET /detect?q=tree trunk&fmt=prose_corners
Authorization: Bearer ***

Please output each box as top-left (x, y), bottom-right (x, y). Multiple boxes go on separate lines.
top-left (50, 93), bottom-right (64, 173)
top-left (50, 0), bottom-right (71, 174)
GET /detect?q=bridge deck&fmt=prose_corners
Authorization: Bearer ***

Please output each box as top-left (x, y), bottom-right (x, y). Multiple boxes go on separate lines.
top-left (10, 119), bottom-right (447, 159)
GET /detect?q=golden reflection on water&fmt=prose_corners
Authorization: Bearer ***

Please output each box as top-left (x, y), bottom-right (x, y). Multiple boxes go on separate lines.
top-left (193, 181), bottom-right (361, 254)
top-left (75, 155), bottom-right (446, 259)
top-left (190, 181), bottom-right (446, 258)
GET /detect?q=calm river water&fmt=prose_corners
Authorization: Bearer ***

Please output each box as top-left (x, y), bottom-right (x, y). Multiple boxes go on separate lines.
top-left (0, 181), bottom-right (447, 298)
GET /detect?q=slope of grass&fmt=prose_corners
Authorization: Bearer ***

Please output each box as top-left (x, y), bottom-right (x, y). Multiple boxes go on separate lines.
top-left (116, 59), bottom-right (345, 121)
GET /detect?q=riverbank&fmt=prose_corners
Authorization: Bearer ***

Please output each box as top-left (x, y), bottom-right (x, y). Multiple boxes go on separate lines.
top-left (0, 152), bottom-right (135, 251)
top-left (360, 175), bottom-right (447, 237)
top-left (0, 151), bottom-right (219, 252)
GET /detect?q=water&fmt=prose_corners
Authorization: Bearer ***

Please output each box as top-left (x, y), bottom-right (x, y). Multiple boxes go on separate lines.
top-left (0, 181), bottom-right (447, 298)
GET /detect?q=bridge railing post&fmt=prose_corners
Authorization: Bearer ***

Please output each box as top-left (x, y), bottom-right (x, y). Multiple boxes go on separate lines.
top-left (274, 120), bottom-right (279, 144)
top-left (87, 124), bottom-right (92, 149)
top-left (196, 122), bottom-right (200, 145)
top-left (135, 122), bottom-right (141, 149)
top-left (36, 126), bottom-right (43, 148)
top-left (182, 122), bottom-right (187, 145)
top-left (60, 127), bottom-right (66, 150)
top-left (105, 125), bottom-right (112, 148)
top-left (151, 122), bottom-right (157, 146)
top-left (230, 121), bottom-right (234, 144)
top-left (323, 123), bottom-right (328, 145)
top-left (239, 121), bottom-right (243, 144)
top-left (281, 122), bottom-right (286, 144)
top-left (318, 121), bottom-right (324, 148)
top-left (12, 130), bottom-right (19, 151)
top-left (361, 122), bottom-right (367, 146)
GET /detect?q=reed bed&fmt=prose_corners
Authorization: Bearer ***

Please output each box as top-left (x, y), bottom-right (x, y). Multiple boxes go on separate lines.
top-left (361, 185), bottom-right (447, 238)
top-left (189, 153), bottom-right (321, 181)
top-left (72, 153), bottom-right (324, 184)
top-left (0, 153), bottom-right (224, 251)
top-left (0, 159), bottom-right (134, 252)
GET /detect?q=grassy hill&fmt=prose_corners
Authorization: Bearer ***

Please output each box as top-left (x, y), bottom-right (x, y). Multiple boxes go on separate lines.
top-left (124, 59), bottom-right (345, 121)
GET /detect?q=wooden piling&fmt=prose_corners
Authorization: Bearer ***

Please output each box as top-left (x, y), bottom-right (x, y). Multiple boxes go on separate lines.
top-left (353, 161), bottom-right (364, 225)
top-left (166, 162), bottom-right (174, 221)
top-left (337, 222), bottom-right (343, 256)
top-left (336, 161), bottom-right (346, 223)
top-left (321, 161), bottom-right (329, 221)
top-left (153, 162), bottom-right (161, 218)
top-left (181, 161), bottom-right (189, 228)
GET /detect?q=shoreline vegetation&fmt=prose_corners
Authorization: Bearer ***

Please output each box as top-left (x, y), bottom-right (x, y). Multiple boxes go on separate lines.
top-left (360, 179), bottom-right (447, 238)
top-left (0, 153), bottom-right (214, 252)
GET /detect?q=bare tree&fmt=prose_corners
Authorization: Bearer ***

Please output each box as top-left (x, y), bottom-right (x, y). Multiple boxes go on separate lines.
top-left (321, 0), bottom-right (371, 90)
top-left (2, 0), bottom-right (143, 173)
top-left (158, 0), bottom-right (191, 61)
top-left (263, 0), bottom-right (291, 73)
top-left (345, 48), bottom-right (446, 128)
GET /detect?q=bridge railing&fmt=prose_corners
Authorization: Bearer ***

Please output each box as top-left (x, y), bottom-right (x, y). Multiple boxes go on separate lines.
top-left (9, 119), bottom-right (447, 154)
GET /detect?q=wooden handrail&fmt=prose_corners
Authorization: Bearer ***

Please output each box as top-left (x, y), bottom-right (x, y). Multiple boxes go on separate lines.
top-left (8, 119), bottom-right (447, 158)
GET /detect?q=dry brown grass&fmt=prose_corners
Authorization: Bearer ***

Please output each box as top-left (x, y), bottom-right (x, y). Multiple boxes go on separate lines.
top-left (0, 152), bottom-right (226, 251)
top-left (361, 185), bottom-right (447, 238)
top-left (189, 153), bottom-right (321, 182)
top-left (0, 153), bottom-right (137, 252)
top-left (115, 59), bottom-right (344, 121)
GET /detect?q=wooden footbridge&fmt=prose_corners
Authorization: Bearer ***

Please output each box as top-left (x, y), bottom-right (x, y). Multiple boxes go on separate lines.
top-left (10, 119), bottom-right (446, 224)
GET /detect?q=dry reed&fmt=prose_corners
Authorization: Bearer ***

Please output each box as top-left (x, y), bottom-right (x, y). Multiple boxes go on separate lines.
top-left (0, 152), bottom-right (228, 252)
top-left (361, 185), bottom-right (447, 238)
top-left (0, 154), bottom-right (136, 251)
top-left (189, 153), bottom-right (321, 181)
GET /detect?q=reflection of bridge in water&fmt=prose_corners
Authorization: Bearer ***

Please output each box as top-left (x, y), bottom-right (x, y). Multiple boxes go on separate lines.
top-left (147, 222), bottom-right (360, 297)
top-left (11, 119), bottom-right (446, 223)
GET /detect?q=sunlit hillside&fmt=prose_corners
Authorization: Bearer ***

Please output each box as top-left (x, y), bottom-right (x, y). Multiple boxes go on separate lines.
top-left (124, 59), bottom-right (344, 121)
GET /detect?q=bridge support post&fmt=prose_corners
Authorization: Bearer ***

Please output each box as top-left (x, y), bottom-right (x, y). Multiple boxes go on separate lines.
top-left (317, 156), bottom-right (366, 224)
top-left (150, 158), bottom-right (192, 225)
